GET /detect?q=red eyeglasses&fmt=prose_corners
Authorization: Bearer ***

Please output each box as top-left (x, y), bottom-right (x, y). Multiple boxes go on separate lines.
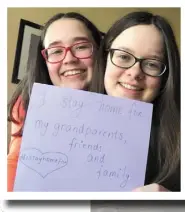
top-left (41, 42), bottom-right (94, 64)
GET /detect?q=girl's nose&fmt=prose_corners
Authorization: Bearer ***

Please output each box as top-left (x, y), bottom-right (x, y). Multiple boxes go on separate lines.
top-left (62, 49), bottom-right (78, 64)
top-left (124, 62), bottom-right (145, 80)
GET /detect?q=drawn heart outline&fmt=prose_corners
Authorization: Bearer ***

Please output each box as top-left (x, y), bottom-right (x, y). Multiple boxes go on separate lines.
top-left (19, 148), bottom-right (68, 178)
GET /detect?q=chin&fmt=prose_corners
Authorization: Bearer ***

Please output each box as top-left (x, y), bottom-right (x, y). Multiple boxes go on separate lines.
top-left (66, 83), bottom-right (87, 90)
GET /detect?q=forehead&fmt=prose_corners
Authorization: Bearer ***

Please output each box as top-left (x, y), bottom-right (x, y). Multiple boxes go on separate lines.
top-left (43, 18), bottom-right (93, 48)
top-left (111, 25), bottom-right (164, 56)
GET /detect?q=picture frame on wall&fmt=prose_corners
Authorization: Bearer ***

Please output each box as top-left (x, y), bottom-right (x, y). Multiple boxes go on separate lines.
top-left (11, 19), bottom-right (42, 84)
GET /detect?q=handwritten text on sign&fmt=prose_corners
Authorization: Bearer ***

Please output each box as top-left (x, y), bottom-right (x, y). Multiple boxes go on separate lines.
top-left (14, 83), bottom-right (153, 191)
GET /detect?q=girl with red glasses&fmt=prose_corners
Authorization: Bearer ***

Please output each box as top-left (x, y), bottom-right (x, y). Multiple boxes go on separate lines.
top-left (7, 12), bottom-right (103, 191)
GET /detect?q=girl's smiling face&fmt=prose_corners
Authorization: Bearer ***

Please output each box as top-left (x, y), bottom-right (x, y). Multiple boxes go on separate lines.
top-left (104, 24), bottom-right (164, 102)
top-left (43, 18), bottom-right (96, 90)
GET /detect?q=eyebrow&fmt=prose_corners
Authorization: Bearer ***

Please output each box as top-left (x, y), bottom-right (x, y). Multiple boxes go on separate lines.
top-left (114, 46), bottom-right (164, 60)
top-left (48, 36), bottom-right (90, 47)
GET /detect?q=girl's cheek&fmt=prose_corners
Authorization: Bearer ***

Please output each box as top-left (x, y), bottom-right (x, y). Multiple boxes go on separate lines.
top-left (47, 63), bottom-right (61, 74)
top-left (82, 58), bottom-right (94, 66)
top-left (147, 77), bottom-right (161, 89)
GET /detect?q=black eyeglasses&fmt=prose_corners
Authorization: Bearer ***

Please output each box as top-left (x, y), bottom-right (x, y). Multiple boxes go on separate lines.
top-left (41, 42), bottom-right (94, 64)
top-left (108, 49), bottom-right (167, 77)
